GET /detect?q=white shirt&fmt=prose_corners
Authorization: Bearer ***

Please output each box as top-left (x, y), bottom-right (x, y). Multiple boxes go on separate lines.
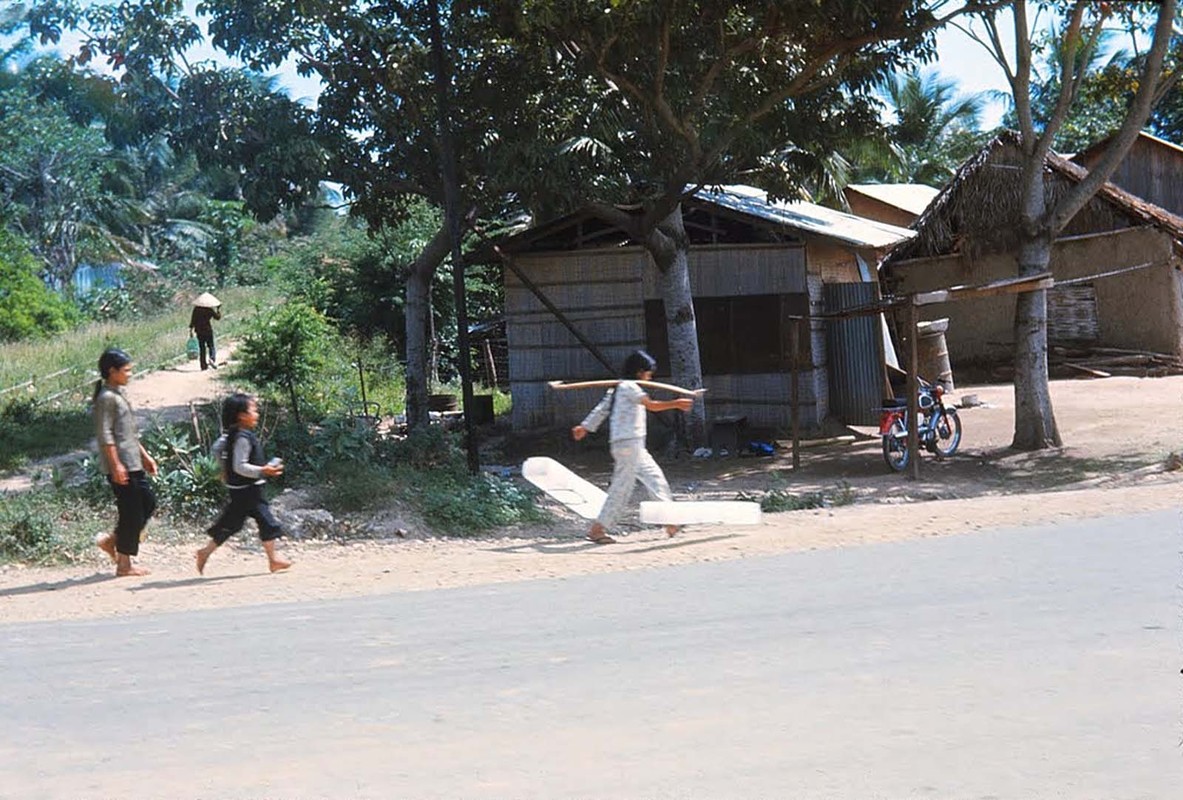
top-left (580, 380), bottom-right (647, 443)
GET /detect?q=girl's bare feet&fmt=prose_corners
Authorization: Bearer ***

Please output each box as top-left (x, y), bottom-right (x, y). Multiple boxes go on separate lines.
top-left (115, 554), bottom-right (149, 577)
top-left (195, 547), bottom-right (213, 575)
top-left (263, 539), bottom-right (291, 572)
top-left (665, 525), bottom-right (682, 538)
top-left (94, 533), bottom-right (117, 563)
top-left (586, 522), bottom-right (615, 544)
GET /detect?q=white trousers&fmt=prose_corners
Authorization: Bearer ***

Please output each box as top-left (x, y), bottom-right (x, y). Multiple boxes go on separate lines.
top-left (597, 438), bottom-right (673, 530)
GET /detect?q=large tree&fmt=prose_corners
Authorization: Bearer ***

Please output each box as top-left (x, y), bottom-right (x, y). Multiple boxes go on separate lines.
top-left (960, 0), bottom-right (1180, 449)
top-left (198, 0), bottom-right (560, 429)
top-left (501, 0), bottom-right (1003, 443)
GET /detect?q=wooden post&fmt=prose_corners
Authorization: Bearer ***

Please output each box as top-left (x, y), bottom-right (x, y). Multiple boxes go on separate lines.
top-left (790, 317), bottom-right (801, 470)
top-left (907, 300), bottom-right (921, 480)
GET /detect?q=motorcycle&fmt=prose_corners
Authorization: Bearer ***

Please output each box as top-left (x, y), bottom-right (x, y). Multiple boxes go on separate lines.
top-left (879, 379), bottom-right (962, 472)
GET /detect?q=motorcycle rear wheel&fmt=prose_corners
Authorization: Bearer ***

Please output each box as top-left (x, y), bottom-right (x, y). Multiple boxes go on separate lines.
top-left (933, 407), bottom-right (962, 457)
top-left (882, 420), bottom-right (909, 472)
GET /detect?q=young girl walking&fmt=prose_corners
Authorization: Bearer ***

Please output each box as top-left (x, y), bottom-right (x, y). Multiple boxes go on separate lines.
top-left (196, 393), bottom-right (292, 574)
top-left (93, 347), bottom-right (158, 576)
top-left (570, 350), bottom-right (695, 544)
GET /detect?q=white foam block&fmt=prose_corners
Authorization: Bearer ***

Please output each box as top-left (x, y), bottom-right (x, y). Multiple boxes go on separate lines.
top-left (522, 456), bottom-right (606, 520)
top-left (640, 500), bottom-right (762, 526)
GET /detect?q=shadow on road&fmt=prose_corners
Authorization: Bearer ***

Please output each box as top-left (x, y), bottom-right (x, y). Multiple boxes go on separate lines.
top-left (127, 574), bottom-right (259, 592)
top-left (0, 572), bottom-right (113, 598)
top-left (487, 532), bottom-right (741, 555)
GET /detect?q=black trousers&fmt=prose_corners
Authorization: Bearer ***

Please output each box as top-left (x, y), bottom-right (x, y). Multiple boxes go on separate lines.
top-left (196, 331), bottom-right (216, 370)
top-left (208, 484), bottom-right (283, 545)
top-left (109, 471), bottom-right (157, 556)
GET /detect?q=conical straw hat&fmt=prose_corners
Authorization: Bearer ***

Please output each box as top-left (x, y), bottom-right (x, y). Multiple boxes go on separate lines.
top-left (193, 292), bottom-right (221, 308)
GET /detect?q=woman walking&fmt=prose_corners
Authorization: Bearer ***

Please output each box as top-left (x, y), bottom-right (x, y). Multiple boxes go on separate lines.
top-left (93, 348), bottom-right (157, 576)
top-left (571, 350), bottom-right (694, 544)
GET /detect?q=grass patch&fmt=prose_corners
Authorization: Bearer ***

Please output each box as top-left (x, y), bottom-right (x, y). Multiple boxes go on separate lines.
top-left (0, 488), bottom-right (109, 565)
top-left (0, 285), bottom-right (277, 404)
top-left (0, 400), bottom-right (93, 472)
top-left (396, 464), bottom-right (547, 534)
top-left (739, 481), bottom-right (857, 513)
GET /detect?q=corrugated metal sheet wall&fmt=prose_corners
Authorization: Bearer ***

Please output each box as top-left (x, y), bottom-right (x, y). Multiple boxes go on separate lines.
top-left (823, 282), bottom-right (883, 426)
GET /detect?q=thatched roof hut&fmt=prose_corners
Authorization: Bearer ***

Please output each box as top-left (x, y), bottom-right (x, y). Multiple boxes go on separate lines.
top-left (882, 132), bottom-right (1183, 366)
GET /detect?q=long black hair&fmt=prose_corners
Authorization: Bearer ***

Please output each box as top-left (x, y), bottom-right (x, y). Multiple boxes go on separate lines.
top-left (219, 392), bottom-right (255, 481)
top-left (92, 348), bottom-right (131, 401)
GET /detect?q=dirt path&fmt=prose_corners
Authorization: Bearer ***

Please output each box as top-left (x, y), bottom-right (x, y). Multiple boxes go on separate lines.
top-left (4, 366), bottom-right (1183, 624)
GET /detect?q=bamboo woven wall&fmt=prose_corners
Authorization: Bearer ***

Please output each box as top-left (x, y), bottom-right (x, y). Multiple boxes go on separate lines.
top-left (505, 243), bottom-right (833, 431)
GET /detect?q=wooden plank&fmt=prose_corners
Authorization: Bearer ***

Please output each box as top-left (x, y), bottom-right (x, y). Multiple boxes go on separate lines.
top-left (1065, 363), bottom-right (1111, 378)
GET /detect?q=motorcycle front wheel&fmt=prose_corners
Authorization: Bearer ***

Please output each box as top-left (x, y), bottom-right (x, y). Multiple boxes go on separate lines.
top-left (882, 420), bottom-right (909, 472)
top-left (933, 407), bottom-right (962, 457)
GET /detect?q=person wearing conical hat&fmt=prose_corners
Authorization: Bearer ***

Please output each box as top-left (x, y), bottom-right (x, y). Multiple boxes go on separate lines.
top-left (189, 292), bottom-right (222, 371)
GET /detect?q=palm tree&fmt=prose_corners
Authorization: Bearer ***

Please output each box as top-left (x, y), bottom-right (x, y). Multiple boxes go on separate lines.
top-left (857, 71), bottom-right (987, 186)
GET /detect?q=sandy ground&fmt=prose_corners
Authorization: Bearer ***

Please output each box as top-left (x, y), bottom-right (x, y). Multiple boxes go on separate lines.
top-left (4, 358), bottom-right (1183, 625)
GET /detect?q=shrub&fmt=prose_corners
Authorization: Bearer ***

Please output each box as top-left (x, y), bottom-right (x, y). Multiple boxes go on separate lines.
top-left (403, 467), bottom-right (547, 534)
top-left (232, 300), bottom-right (335, 423)
top-left (740, 481), bottom-right (856, 513)
top-left (0, 230), bottom-right (78, 341)
top-left (0, 489), bottom-right (99, 564)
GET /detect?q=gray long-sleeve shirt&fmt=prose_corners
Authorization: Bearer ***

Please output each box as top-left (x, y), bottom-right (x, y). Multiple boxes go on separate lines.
top-left (210, 433), bottom-right (265, 487)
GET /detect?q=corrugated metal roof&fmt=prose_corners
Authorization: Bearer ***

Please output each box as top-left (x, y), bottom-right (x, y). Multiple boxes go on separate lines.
top-left (695, 185), bottom-right (916, 249)
top-left (844, 183), bottom-right (940, 216)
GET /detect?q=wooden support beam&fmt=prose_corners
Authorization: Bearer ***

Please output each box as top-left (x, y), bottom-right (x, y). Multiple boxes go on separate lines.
top-left (498, 249), bottom-right (616, 374)
top-left (907, 301), bottom-right (920, 481)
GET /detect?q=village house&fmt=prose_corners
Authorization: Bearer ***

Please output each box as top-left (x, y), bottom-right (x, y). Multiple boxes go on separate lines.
top-left (842, 183), bottom-right (939, 228)
top-left (880, 133), bottom-right (1183, 371)
top-left (494, 185), bottom-right (914, 435)
top-left (1072, 130), bottom-right (1183, 217)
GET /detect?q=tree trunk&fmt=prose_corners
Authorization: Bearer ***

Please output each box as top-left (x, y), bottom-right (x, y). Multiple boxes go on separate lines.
top-left (405, 224), bottom-right (453, 431)
top-left (646, 205), bottom-right (706, 447)
top-left (1011, 235), bottom-right (1062, 450)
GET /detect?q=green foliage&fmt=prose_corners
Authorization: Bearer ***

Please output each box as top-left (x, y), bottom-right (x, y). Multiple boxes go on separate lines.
top-left (851, 70), bottom-right (988, 186)
top-left (0, 83), bottom-right (118, 287)
top-left (75, 266), bottom-right (175, 323)
top-left (138, 421), bottom-right (226, 517)
top-left (0, 230), bottom-right (79, 341)
top-left (232, 300), bottom-right (334, 422)
top-left (406, 467), bottom-right (546, 534)
top-left (0, 285), bottom-right (273, 405)
top-left (318, 460), bottom-right (395, 513)
top-left (0, 396), bottom-right (93, 472)
top-left (0, 488), bottom-right (103, 565)
top-left (740, 481), bottom-right (856, 513)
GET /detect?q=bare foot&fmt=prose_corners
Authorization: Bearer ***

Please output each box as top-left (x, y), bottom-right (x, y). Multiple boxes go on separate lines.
top-left (196, 549), bottom-right (211, 575)
top-left (665, 525), bottom-right (682, 538)
top-left (586, 523), bottom-right (615, 544)
top-left (94, 533), bottom-right (117, 563)
top-left (269, 558), bottom-right (292, 573)
top-left (115, 566), bottom-right (150, 577)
